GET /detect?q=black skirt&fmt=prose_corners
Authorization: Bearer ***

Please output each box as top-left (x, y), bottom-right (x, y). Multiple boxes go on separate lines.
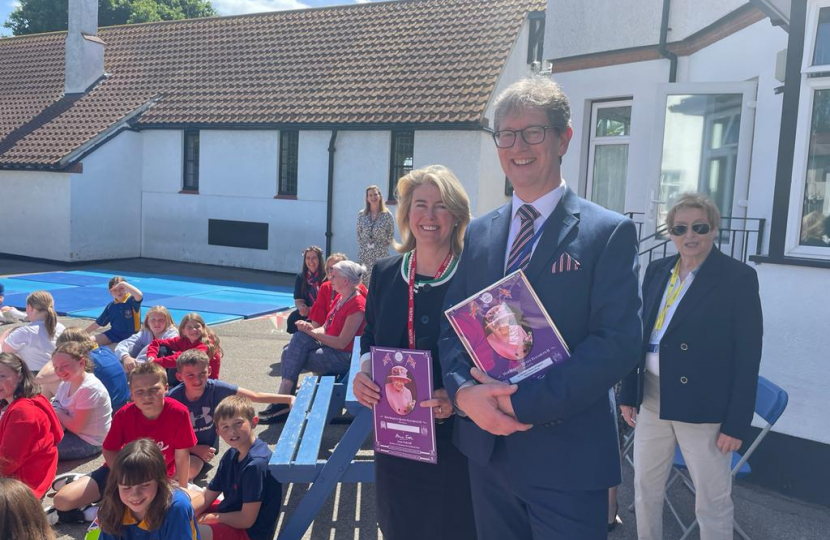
top-left (375, 421), bottom-right (477, 540)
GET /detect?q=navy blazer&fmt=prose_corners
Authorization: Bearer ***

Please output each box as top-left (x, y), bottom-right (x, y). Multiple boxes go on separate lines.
top-left (438, 187), bottom-right (642, 490)
top-left (619, 248), bottom-right (763, 441)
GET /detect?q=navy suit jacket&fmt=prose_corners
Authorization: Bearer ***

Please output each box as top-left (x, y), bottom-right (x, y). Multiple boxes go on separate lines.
top-left (438, 187), bottom-right (642, 490)
top-left (619, 248), bottom-right (763, 441)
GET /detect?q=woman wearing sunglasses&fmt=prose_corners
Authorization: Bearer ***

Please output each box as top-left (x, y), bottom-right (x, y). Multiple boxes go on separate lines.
top-left (618, 193), bottom-right (763, 540)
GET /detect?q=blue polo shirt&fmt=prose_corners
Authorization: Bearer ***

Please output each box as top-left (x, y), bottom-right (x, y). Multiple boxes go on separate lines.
top-left (168, 379), bottom-right (238, 449)
top-left (98, 489), bottom-right (200, 540)
top-left (207, 438), bottom-right (282, 540)
top-left (96, 294), bottom-right (142, 340)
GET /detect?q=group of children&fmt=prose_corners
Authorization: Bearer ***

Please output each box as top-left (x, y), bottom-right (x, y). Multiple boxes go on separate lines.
top-left (0, 275), bottom-right (294, 540)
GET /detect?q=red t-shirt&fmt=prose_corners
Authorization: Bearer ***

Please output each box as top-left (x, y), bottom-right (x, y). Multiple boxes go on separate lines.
top-left (309, 281), bottom-right (368, 326)
top-left (102, 398), bottom-right (197, 478)
top-left (325, 293), bottom-right (366, 352)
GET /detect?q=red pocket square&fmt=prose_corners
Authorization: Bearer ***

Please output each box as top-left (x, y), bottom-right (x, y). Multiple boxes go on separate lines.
top-left (552, 253), bottom-right (581, 273)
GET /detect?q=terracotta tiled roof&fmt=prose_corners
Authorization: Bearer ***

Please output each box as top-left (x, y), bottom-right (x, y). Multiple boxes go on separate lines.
top-left (0, 0), bottom-right (544, 169)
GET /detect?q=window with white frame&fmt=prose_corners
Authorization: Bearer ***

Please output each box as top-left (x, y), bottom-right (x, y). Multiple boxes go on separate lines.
top-left (586, 101), bottom-right (631, 214)
top-left (789, 1), bottom-right (830, 255)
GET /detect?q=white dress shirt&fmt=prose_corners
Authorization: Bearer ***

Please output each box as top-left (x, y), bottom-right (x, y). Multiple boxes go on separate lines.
top-left (504, 181), bottom-right (567, 273)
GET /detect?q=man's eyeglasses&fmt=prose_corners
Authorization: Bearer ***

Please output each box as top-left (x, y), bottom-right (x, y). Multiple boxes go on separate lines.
top-left (669, 223), bottom-right (712, 236)
top-left (492, 125), bottom-right (556, 148)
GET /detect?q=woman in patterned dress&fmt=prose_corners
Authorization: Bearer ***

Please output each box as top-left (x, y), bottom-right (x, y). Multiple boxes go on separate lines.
top-left (356, 185), bottom-right (395, 286)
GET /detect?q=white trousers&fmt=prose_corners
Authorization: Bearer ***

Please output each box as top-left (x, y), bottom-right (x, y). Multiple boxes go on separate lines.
top-left (633, 373), bottom-right (734, 540)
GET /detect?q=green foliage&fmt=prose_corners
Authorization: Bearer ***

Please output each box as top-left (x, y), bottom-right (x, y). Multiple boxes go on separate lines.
top-left (4, 0), bottom-right (217, 36)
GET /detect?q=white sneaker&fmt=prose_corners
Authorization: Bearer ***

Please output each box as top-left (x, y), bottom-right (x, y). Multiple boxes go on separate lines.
top-left (82, 505), bottom-right (99, 523)
top-left (45, 506), bottom-right (59, 526)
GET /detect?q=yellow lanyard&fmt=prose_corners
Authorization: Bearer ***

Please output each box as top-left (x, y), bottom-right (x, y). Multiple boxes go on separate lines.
top-left (652, 260), bottom-right (685, 332)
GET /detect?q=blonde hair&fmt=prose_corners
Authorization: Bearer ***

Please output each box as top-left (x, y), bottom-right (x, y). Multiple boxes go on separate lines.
top-left (26, 291), bottom-right (58, 339)
top-left (129, 360), bottom-right (167, 387)
top-left (801, 211), bottom-right (826, 242)
top-left (143, 306), bottom-right (176, 334)
top-left (55, 327), bottom-right (96, 349)
top-left (363, 185), bottom-right (387, 214)
top-left (666, 193), bottom-right (721, 230)
top-left (52, 341), bottom-right (94, 373)
top-left (394, 165), bottom-right (471, 256)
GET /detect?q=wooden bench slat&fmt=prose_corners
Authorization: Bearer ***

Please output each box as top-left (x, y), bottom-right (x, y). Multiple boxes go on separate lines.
top-left (295, 377), bottom-right (335, 466)
top-left (271, 376), bottom-right (318, 466)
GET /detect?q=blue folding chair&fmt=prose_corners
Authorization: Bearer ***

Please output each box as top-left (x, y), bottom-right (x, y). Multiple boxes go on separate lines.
top-left (664, 376), bottom-right (789, 540)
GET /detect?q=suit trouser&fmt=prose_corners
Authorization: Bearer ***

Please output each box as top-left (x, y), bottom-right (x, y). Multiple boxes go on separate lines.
top-left (468, 436), bottom-right (607, 540)
top-left (633, 372), bottom-right (733, 540)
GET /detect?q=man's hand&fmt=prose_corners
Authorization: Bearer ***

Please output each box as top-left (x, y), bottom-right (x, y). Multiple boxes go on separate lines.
top-left (456, 369), bottom-right (532, 436)
top-left (198, 512), bottom-right (220, 525)
top-left (193, 445), bottom-right (217, 463)
top-left (716, 433), bottom-right (742, 454)
top-left (620, 405), bottom-right (637, 428)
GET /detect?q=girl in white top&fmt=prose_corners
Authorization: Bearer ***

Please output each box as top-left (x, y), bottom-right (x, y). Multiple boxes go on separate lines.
top-left (51, 341), bottom-right (112, 461)
top-left (114, 306), bottom-right (179, 373)
top-left (1, 291), bottom-right (64, 372)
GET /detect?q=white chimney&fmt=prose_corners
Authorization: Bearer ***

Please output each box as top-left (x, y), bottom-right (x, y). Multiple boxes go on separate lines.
top-left (65, 0), bottom-right (104, 94)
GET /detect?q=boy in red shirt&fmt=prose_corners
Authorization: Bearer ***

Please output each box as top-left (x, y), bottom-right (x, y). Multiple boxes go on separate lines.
top-left (53, 361), bottom-right (196, 520)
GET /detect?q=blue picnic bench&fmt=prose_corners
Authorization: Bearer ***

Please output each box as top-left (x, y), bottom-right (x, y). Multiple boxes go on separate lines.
top-left (268, 342), bottom-right (374, 540)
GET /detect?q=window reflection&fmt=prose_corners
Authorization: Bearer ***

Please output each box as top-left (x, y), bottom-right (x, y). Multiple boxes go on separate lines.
top-left (814, 8), bottom-right (830, 66)
top-left (800, 89), bottom-right (830, 247)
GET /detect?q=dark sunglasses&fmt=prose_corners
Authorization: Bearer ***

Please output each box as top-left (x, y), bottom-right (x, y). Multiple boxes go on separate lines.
top-left (669, 223), bottom-right (711, 236)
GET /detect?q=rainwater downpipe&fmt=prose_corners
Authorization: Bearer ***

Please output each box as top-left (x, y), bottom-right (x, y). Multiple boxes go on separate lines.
top-left (659, 0), bottom-right (678, 83)
top-left (325, 129), bottom-right (338, 256)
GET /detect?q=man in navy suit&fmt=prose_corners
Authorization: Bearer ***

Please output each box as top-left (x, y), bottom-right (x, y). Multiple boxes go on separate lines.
top-left (438, 77), bottom-right (642, 539)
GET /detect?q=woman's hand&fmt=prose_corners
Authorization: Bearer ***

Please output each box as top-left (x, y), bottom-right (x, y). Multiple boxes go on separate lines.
top-left (295, 320), bottom-right (314, 334)
top-left (298, 305), bottom-right (309, 317)
top-left (716, 433), bottom-right (742, 454)
top-left (620, 405), bottom-right (637, 428)
top-left (353, 372), bottom-right (381, 408)
top-left (419, 387), bottom-right (454, 420)
top-left (198, 513), bottom-right (220, 525)
top-left (121, 355), bottom-right (137, 373)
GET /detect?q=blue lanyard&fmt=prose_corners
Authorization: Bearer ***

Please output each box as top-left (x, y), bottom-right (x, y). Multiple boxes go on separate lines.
top-left (506, 216), bottom-right (549, 274)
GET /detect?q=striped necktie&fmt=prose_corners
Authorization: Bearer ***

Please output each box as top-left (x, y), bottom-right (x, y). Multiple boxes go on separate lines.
top-left (506, 204), bottom-right (540, 272)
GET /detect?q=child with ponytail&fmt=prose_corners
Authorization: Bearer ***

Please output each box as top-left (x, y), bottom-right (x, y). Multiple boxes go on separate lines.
top-left (51, 342), bottom-right (112, 461)
top-left (147, 313), bottom-right (223, 381)
top-left (0, 291), bottom-right (64, 373)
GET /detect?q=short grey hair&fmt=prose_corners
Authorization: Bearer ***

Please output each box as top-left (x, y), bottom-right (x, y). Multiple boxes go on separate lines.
top-left (493, 76), bottom-right (571, 133)
top-left (333, 260), bottom-right (366, 286)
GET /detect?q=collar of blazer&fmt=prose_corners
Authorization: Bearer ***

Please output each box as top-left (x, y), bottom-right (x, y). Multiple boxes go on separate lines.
top-left (648, 246), bottom-right (726, 336)
top-left (487, 185), bottom-right (580, 284)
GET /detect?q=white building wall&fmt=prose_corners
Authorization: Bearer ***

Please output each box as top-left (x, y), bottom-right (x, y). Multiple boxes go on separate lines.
top-left (140, 129), bottom-right (327, 272)
top-left (546, 0), bottom-right (747, 60)
top-left (483, 18), bottom-right (533, 128)
top-left (0, 170), bottom-right (72, 259)
top-left (755, 265), bottom-right (830, 444)
top-left (330, 131), bottom-right (391, 261)
top-left (69, 130), bottom-right (143, 260)
top-left (414, 131), bottom-right (485, 215)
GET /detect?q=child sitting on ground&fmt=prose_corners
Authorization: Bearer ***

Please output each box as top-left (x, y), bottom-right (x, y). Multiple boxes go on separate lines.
top-left (96, 439), bottom-right (200, 540)
top-left (0, 283), bottom-right (27, 323)
top-left (37, 328), bottom-right (130, 412)
top-left (115, 306), bottom-right (179, 373)
top-left (51, 342), bottom-right (112, 461)
top-left (85, 277), bottom-right (143, 346)
top-left (191, 396), bottom-right (282, 540)
top-left (169, 349), bottom-right (294, 480)
top-left (147, 312), bottom-right (223, 382)
top-left (1, 290), bottom-right (64, 374)
top-left (53, 361), bottom-right (196, 522)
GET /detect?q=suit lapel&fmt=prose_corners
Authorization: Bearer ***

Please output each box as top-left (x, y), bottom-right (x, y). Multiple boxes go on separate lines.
top-left (664, 248), bottom-right (724, 335)
top-left (525, 187), bottom-right (580, 283)
top-left (489, 203), bottom-right (512, 282)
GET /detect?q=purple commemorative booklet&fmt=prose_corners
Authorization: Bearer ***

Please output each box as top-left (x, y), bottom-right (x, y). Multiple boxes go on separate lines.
top-left (372, 347), bottom-right (437, 464)
top-left (444, 269), bottom-right (570, 384)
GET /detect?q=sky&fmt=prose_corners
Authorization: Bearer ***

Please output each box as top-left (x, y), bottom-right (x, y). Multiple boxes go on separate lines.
top-left (0, 0), bottom-right (383, 36)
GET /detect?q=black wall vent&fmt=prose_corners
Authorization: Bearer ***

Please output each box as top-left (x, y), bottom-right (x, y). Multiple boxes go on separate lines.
top-left (208, 219), bottom-right (269, 250)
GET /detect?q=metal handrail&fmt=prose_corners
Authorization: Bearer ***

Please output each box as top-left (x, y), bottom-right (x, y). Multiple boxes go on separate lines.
top-left (635, 216), bottom-right (766, 265)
